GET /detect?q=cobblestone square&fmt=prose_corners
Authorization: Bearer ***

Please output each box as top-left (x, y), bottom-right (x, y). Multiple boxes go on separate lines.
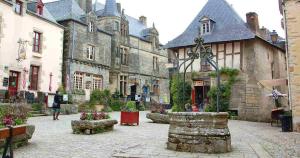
top-left (14, 112), bottom-right (300, 158)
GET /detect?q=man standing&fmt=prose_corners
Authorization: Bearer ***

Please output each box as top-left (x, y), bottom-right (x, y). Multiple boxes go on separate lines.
top-left (53, 91), bottom-right (61, 120)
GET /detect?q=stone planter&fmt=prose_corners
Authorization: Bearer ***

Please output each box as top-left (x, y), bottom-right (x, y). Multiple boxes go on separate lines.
top-left (146, 113), bottom-right (169, 124)
top-left (0, 124), bottom-right (35, 149)
top-left (167, 112), bottom-right (231, 153)
top-left (71, 119), bottom-right (118, 135)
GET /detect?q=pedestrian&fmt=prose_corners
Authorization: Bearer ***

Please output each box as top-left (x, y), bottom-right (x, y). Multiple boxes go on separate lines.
top-left (52, 91), bottom-right (61, 120)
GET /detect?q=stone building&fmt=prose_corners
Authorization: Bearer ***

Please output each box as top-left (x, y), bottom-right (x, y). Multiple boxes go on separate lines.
top-left (166, 0), bottom-right (287, 122)
top-left (45, 0), bottom-right (170, 103)
top-left (0, 0), bottom-right (64, 101)
top-left (279, 0), bottom-right (300, 132)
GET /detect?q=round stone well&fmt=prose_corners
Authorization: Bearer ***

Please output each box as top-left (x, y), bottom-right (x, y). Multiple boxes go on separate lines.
top-left (167, 112), bottom-right (231, 153)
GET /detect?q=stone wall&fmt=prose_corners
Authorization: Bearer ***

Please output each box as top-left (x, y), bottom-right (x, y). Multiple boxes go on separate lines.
top-left (284, 0), bottom-right (300, 132)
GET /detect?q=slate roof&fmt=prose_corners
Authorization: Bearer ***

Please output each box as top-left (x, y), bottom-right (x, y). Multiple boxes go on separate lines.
top-left (165, 0), bottom-right (255, 48)
top-left (101, 0), bottom-right (120, 17)
top-left (45, 0), bottom-right (154, 41)
top-left (45, 0), bottom-right (85, 22)
top-left (27, 1), bottom-right (58, 24)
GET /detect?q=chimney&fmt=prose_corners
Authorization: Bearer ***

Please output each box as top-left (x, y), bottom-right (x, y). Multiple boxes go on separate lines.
top-left (117, 3), bottom-right (121, 13)
top-left (260, 26), bottom-right (268, 40)
top-left (270, 30), bottom-right (279, 44)
top-left (139, 16), bottom-right (147, 26)
top-left (246, 12), bottom-right (260, 33)
top-left (86, 0), bottom-right (92, 13)
top-left (76, 0), bottom-right (92, 13)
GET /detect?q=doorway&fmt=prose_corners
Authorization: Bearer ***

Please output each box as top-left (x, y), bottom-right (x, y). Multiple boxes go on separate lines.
top-left (194, 85), bottom-right (210, 106)
top-left (8, 71), bottom-right (19, 97)
top-left (130, 85), bottom-right (137, 101)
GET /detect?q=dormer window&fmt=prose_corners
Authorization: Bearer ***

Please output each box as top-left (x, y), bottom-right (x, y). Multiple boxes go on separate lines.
top-left (88, 22), bottom-right (94, 32)
top-left (36, 0), bottom-right (44, 15)
top-left (200, 16), bottom-right (214, 35)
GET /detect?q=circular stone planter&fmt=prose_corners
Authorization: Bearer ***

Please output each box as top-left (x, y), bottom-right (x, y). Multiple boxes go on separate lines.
top-left (167, 112), bottom-right (231, 153)
top-left (146, 113), bottom-right (169, 124)
top-left (71, 119), bottom-right (118, 135)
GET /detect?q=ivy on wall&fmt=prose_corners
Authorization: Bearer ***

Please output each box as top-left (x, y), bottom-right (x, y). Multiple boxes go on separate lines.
top-left (206, 68), bottom-right (239, 112)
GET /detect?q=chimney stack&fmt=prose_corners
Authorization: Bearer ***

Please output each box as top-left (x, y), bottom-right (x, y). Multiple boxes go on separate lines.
top-left (117, 3), bottom-right (121, 13)
top-left (246, 12), bottom-right (260, 33)
top-left (270, 30), bottom-right (279, 43)
top-left (139, 16), bottom-right (147, 26)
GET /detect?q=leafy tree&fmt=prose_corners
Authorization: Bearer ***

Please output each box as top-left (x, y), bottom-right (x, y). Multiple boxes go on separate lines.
top-left (171, 74), bottom-right (192, 112)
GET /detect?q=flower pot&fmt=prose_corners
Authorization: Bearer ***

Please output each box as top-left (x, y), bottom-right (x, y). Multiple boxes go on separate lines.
top-left (120, 111), bottom-right (139, 126)
top-left (167, 112), bottom-right (231, 153)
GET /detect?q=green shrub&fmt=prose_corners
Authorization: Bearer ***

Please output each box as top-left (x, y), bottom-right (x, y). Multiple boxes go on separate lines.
top-left (139, 103), bottom-right (146, 111)
top-left (31, 103), bottom-right (43, 112)
top-left (90, 89), bottom-right (112, 106)
top-left (206, 68), bottom-right (239, 112)
top-left (122, 101), bottom-right (137, 112)
top-left (109, 99), bottom-right (124, 111)
top-left (170, 74), bottom-right (192, 112)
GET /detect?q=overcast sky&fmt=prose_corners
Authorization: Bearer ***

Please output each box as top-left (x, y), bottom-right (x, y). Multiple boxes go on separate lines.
top-left (44, 0), bottom-right (284, 44)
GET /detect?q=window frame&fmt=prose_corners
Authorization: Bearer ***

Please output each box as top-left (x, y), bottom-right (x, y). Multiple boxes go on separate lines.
top-left (120, 76), bottom-right (127, 96)
top-left (74, 72), bottom-right (84, 90)
top-left (33, 31), bottom-right (42, 53)
top-left (15, 0), bottom-right (23, 15)
top-left (93, 75), bottom-right (103, 90)
top-left (88, 22), bottom-right (94, 32)
top-left (86, 45), bottom-right (95, 60)
top-left (29, 65), bottom-right (39, 91)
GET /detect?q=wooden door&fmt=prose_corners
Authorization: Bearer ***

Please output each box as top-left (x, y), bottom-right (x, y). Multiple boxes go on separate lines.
top-left (8, 71), bottom-right (19, 97)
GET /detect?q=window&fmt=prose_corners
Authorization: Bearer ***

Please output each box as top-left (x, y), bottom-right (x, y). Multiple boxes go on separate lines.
top-left (37, 5), bottom-right (43, 15)
top-left (29, 65), bottom-right (39, 90)
top-left (88, 22), bottom-right (94, 32)
top-left (114, 21), bottom-right (120, 31)
top-left (86, 45), bottom-right (95, 60)
top-left (33, 31), bottom-right (42, 53)
top-left (93, 75), bottom-right (103, 90)
top-left (153, 56), bottom-right (159, 71)
top-left (201, 22), bottom-right (210, 35)
top-left (120, 48), bottom-right (128, 65)
top-left (121, 23), bottom-right (127, 36)
top-left (74, 72), bottom-right (83, 90)
top-left (152, 80), bottom-right (160, 95)
top-left (15, 0), bottom-right (23, 15)
top-left (120, 76), bottom-right (127, 96)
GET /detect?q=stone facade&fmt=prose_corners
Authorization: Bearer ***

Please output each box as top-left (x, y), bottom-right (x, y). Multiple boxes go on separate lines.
top-left (280, 0), bottom-right (300, 132)
top-left (45, 0), bottom-right (170, 103)
top-left (166, 0), bottom-right (287, 122)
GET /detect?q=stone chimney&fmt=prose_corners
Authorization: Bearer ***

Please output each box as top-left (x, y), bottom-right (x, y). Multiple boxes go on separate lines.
top-left (117, 3), bottom-right (121, 13)
top-left (139, 16), bottom-right (147, 26)
top-left (246, 12), bottom-right (260, 33)
top-left (270, 30), bottom-right (279, 43)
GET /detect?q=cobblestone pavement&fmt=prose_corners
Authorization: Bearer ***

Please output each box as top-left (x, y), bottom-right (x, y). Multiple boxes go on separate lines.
top-left (15, 111), bottom-right (300, 158)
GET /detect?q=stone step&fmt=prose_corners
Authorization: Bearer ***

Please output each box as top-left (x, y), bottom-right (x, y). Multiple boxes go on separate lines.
top-left (30, 113), bottom-right (47, 117)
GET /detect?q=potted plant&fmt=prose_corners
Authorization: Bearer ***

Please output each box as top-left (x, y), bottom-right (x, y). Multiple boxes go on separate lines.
top-left (120, 101), bottom-right (139, 126)
top-left (71, 111), bottom-right (118, 135)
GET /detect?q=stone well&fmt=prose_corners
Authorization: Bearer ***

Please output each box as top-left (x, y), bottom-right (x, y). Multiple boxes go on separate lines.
top-left (146, 113), bottom-right (169, 124)
top-left (71, 119), bottom-right (118, 135)
top-left (167, 112), bottom-right (231, 153)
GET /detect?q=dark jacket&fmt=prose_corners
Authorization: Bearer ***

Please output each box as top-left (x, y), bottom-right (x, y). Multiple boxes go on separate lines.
top-left (54, 94), bottom-right (61, 108)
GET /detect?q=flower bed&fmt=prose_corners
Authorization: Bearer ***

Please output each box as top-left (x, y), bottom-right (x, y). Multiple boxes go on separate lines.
top-left (0, 104), bottom-right (35, 150)
top-left (71, 112), bottom-right (118, 135)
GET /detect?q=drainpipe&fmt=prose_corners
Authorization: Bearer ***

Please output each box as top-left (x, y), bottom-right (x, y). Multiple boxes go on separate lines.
top-left (283, 2), bottom-right (292, 111)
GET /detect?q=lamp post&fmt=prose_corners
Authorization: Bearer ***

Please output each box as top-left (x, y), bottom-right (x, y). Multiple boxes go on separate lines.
top-left (176, 36), bottom-right (221, 112)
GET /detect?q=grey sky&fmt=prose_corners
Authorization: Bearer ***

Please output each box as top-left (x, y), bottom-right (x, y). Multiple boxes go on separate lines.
top-left (43, 0), bottom-right (284, 44)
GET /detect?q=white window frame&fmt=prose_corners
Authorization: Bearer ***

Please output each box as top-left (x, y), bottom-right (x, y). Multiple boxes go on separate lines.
top-left (86, 45), bottom-right (95, 60)
top-left (74, 72), bottom-right (83, 90)
top-left (93, 75), bottom-right (103, 90)
top-left (88, 22), bottom-right (94, 32)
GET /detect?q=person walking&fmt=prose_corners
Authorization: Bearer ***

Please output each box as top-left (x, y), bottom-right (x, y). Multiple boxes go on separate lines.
top-left (52, 91), bottom-right (61, 120)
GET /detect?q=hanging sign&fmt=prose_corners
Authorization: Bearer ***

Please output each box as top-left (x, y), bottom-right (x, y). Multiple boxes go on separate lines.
top-left (194, 81), bottom-right (204, 86)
